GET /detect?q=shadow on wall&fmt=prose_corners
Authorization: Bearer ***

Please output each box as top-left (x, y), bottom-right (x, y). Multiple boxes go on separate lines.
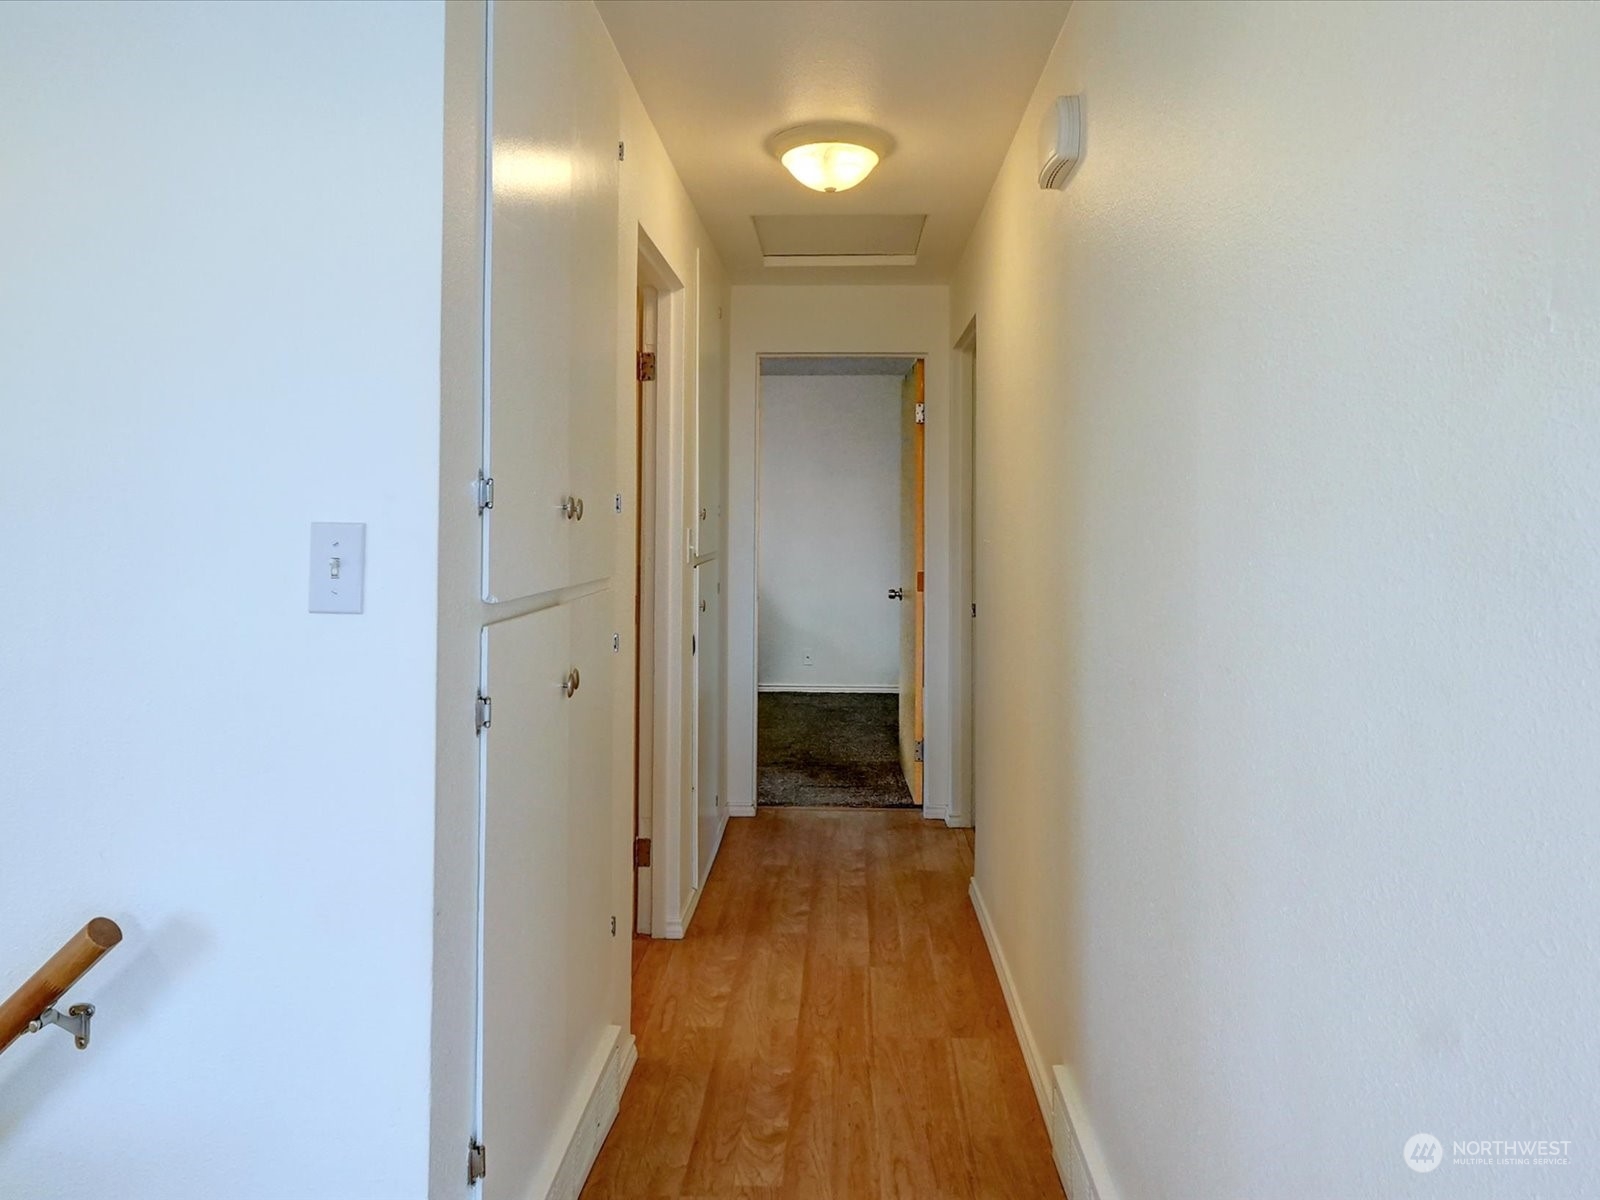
top-left (0, 915), bottom-right (214, 1140)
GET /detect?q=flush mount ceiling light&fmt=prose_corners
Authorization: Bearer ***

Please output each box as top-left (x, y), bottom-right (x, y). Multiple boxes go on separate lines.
top-left (767, 123), bottom-right (895, 194)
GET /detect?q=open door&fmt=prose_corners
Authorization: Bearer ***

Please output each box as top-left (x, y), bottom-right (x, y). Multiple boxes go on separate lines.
top-left (898, 360), bottom-right (926, 804)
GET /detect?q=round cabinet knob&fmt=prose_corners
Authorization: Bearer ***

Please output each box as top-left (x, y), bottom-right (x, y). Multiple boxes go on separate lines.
top-left (562, 667), bottom-right (581, 698)
top-left (561, 496), bottom-right (585, 521)
top-left (574, 497), bottom-right (584, 521)
top-left (888, 588), bottom-right (905, 600)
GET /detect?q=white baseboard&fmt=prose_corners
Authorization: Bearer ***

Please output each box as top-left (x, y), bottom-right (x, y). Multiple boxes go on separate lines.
top-left (1050, 1063), bottom-right (1119, 1200)
top-left (968, 879), bottom-right (1051, 1116)
top-left (968, 879), bottom-right (1120, 1200)
top-left (543, 1025), bottom-right (636, 1200)
top-left (921, 803), bottom-right (950, 822)
top-left (727, 804), bottom-right (757, 818)
top-left (660, 883), bottom-right (701, 939)
top-left (757, 683), bottom-right (899, 694)
top-left (705, 810), bottom-right (730, 878)
top-left (944, 811), bottom-right (974, 829)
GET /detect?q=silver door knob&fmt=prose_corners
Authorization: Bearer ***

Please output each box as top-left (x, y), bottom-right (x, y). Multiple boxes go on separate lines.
top-left (888, 588), bottom-right (905, 600)
top-left (562, 667), bottom-right (581, 698)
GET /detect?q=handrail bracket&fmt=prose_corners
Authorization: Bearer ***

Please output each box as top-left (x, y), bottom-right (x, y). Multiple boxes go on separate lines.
top-left (28, 1003), bottom-right (96, 1050)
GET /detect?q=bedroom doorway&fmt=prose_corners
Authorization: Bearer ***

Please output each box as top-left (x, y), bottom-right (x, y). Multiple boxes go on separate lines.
top-left (754, 355), bottom-right (924, 810)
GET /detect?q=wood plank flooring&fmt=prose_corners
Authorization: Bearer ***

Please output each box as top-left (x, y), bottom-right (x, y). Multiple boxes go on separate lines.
top-left (581, 809), bottom-right (1063, 1200)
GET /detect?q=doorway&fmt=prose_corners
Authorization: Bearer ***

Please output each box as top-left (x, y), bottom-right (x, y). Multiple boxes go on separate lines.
top-left (753, 355), bottom-right (925, 810)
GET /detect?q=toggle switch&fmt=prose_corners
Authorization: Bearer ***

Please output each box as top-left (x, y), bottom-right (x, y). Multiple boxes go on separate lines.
top-left (309, 523), bottom-right (365, 614)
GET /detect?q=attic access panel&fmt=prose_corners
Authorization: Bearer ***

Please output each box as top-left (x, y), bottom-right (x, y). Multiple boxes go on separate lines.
top-left (753, 213), bottom-right (927, 267)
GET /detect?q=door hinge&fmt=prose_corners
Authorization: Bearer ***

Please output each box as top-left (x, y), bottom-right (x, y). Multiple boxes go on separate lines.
top-left (476, 471), bottom-right (494, 514)
top-left (636, 350), bottom-right (657, 382)
top-left (914, 739), bottom-right (925, 763)
top-left (915, 401), bottom-right (926, 425)
top-left (634, 837), bottom-right (652, 867)
top-left (617, 140), bottom-right (626, 161)
top-left (467, 1138), bottom-right (487, 1185)
top-left (475, 693), bottom-right (492, 735)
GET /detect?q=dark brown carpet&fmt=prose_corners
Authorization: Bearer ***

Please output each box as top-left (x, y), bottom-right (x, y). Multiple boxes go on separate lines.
top-left (757, 691), bottom-right (915, 808)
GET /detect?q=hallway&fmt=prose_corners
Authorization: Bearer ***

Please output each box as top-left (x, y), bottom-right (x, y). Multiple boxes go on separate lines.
top-left (582, 810), bottom-right (1062, 1198)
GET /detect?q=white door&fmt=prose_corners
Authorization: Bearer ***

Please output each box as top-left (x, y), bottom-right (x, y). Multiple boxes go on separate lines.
top-left (568, 10), bottom-right (619, 589)
top-left (479, 591), bottom-right (613, 1200)
top-left (483, 0), bottom-right (572, 603)
top-left (482, 1), bottom-right (616, 603)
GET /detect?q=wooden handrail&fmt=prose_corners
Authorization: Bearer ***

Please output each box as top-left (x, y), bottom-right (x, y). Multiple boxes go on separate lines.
top-left (0, 918), bottom-right (123, 1054)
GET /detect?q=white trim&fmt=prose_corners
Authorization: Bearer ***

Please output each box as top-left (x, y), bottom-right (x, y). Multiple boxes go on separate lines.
top-left (727, 804), bottom-right (757, 818)
top-left (757, 683), bottom-right (899, 694)
top-left (969, 879), bottom-right (1122, 1200)
top-left (638, 234), bottom-right (690, 940)
top-left (968, 879), bottom-right (1050, 1120)
top-left (703, 810), bottom-right (730, 878)
top-left (763, 253), bottom-right (918, 268)
top-left (1050, 1063), bottom-right (1123, 1200)
top-left (659, 883), bottom-right (702, 940)
top-left (949, 320), bottom-right (977, 827)
top-left (635, 280), bottom-right (659, 940)
top-left (540, 1026), bottom-right (636, 1200)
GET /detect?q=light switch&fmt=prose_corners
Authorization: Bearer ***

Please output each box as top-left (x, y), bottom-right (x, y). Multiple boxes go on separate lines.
top-left (309, 522), bottom-right (365, 614)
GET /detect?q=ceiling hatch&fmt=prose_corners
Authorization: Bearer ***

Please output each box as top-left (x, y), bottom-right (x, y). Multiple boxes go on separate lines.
top-left (753, 213), bottom-right (927, 268)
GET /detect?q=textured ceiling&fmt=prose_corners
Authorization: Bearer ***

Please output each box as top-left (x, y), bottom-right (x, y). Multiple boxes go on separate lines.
top-left (596, 0), bottom-right (1071, 284)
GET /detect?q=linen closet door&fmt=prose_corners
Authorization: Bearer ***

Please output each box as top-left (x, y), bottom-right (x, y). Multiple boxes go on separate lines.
top-left (566, 12), bottom-right (619, 589)
top-left (482, 0), bottom-right (616, 603)
top-left (480, 604), bottom-right (569, 1200)
top-left (480, 592), bottom-right (612, 1200)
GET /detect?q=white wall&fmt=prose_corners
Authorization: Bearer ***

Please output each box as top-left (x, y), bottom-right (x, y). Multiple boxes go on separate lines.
top-left (758, 374), bottom-right (903, 690)
top-left (0, 4), bottom-right (446, 1197)
top-left (953, 3), bottom-right (1600, 1199)
top-left (430, 4), bottom-right (730, 1191)
top-left (727, 285), bottom-right (952, 817)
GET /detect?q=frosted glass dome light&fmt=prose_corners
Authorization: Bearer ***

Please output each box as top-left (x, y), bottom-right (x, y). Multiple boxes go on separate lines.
top-left (779, 141), bottom-right (881, 193)
top-left (768, 123), bottom-right (895, 195)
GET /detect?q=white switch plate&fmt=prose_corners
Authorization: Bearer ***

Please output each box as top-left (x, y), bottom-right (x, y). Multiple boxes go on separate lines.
top-left (309, 522), bottom-right (365, 614)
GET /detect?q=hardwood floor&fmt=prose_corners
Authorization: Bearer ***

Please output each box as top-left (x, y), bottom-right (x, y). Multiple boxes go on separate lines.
top-left (582, 809), bottom-right (1063, 1200)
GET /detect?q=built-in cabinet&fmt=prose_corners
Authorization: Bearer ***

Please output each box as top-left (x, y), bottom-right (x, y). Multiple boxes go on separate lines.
top-left (476, 4), bottom-right (622, 1199)
top-left (472, 1), bottom-right (730, 1192)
